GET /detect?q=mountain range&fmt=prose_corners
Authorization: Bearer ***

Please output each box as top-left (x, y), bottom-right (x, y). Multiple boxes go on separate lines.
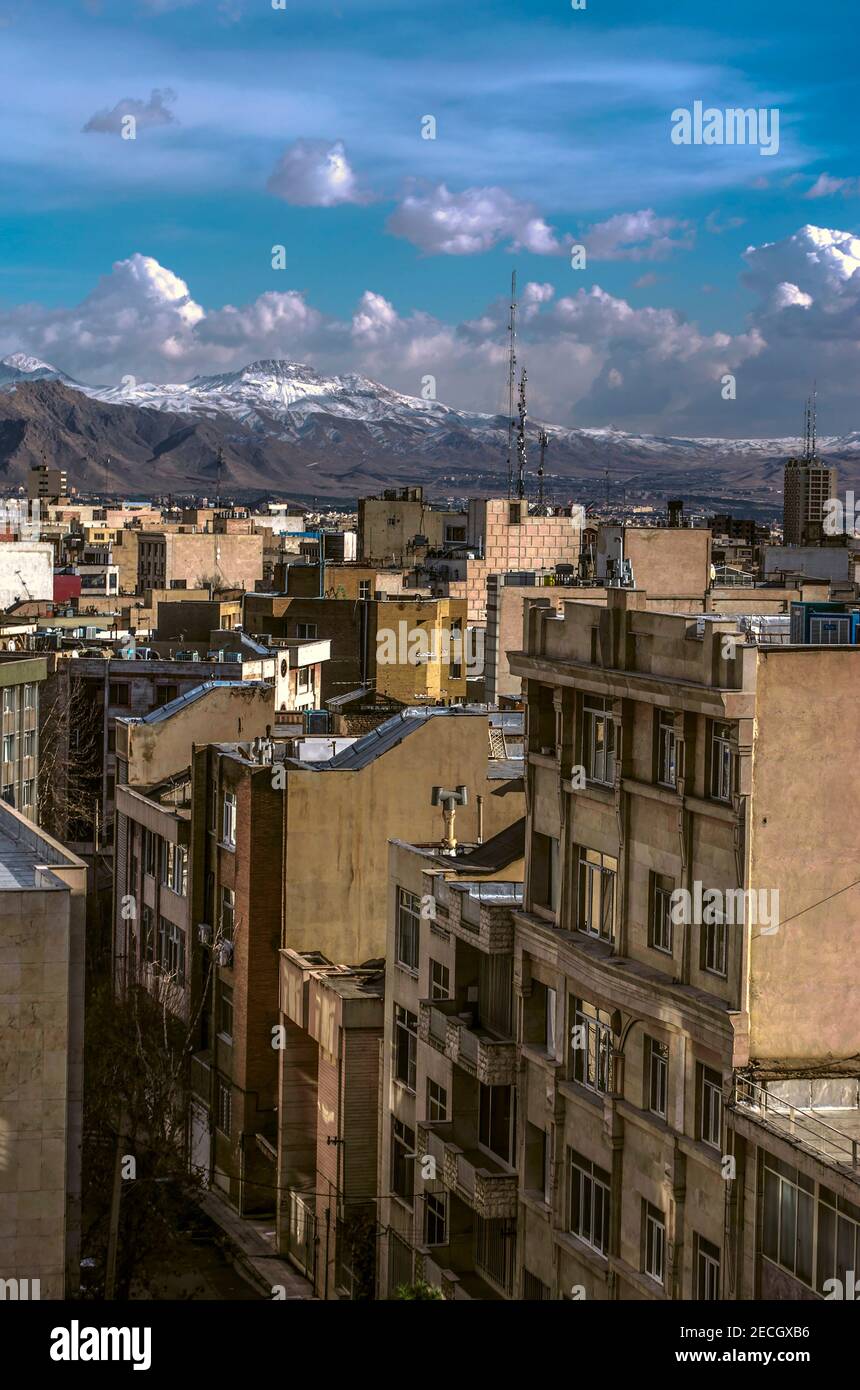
top-left (1, 352), bottom-right (858, 511)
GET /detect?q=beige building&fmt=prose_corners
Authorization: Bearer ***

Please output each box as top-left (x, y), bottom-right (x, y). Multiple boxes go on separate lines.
top-left (499, 587), bottom-right (860, 1301)
top-left (137, 530), bottom-right (263, 593)
top-left (0, 802), bottom-right (86, 1299)
top-left (358, 488), bottom-right (466, 566)
top-left (379, 818), bottom-right (525, 1298)
top-left (783, 455), bottom-right (837, 546)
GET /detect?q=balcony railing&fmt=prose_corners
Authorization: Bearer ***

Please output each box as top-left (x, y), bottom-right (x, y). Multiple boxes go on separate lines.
top-left (733, 1077), bottom-right (860, 1169)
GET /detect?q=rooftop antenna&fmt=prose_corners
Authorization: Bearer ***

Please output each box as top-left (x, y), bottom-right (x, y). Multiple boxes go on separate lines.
top-left (516, 369), bottom-right (528, 500)
top-left (537, 429), bottom-right (548, 510)
top-left (215, 446), bottom-right (224, 510)
top-left (506, 271), bottom-right (518, 498)
top-left (811, 381), bottom-right (817, 459)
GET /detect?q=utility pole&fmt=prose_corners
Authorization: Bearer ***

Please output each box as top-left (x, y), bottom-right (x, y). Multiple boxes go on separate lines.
top-left (506, 271), bottom-right (518, 498)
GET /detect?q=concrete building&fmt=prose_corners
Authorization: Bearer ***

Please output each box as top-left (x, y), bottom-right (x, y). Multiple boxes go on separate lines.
top-left (783, 454), bottom-right (837, 546)
top-left (186, 709), bottom-right (524, 1219)
top-left (0, 802), bottom-right (86, 1299)
top-left (243, 594), bottom-right (468, 706)
top-left (499, 587), bottom-right (860, 1301)
top-left (0, 655), bottom-right (43, 821)
top-left (275, 950), bottom-right (384, 1298)
top-left (0, 543), bottom-right (54, 611)
top-left (358, 488), bottom-right (466, 567)
top-left (136, 530), bottom-right (263, 594)
top-left (27, 464), bottom-right (68, 504)
top-left (379, 819), bottom-right (525, 1299)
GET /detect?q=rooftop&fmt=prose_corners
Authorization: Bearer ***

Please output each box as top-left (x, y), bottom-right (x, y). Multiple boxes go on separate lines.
top-left (0, 802), bottom-right (84, 890)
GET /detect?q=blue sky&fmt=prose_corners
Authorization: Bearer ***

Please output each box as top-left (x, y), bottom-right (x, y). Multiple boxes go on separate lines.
top-left (0, 0), bottom-right (858, 434)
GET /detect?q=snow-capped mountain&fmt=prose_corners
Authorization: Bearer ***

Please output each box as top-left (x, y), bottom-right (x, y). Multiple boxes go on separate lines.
top-left (0, 352), bottom-right (75, 387)
top-left (1, 354), bottom-right (859, 505)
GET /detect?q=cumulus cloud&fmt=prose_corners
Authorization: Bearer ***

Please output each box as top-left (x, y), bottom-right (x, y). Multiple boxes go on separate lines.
top-left (3, 227), bottom-right (860, 435)
top-left (266, 139), bottom-right (367, 207)
top-left (83, 88), bottom-right (178, 135)
top-left (805, 172), bottom-right (860, 199)
top-left (583, 209), bottom-right (693, 262)
top-left (387, 183), bottom-right (569, 256)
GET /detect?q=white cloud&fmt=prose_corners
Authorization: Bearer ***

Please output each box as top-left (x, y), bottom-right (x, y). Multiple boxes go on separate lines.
top-left (387, 183), bottom-right (569, 256)
top-left (705, 209), bottom-right (746, 234)
top-left (83, 88), bottom-right (178, 135)
top-left (4, 226), bottom-right (860, 434)
top-left (805, 172), bottom-right (860, 200)
top-left (583, 209), bottom-right (693, 261)
top-left (266, 139), bottom-right (367, 207)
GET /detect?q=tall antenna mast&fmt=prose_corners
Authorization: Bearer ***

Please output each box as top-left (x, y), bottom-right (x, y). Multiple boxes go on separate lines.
top-left (215, 445), bottom-right (224, 510)
top-left (516, 368), bottom-right (528, 500)
top-left (811, 381), bottom-right (817, 458)
top-left (537, 429), bottom-right (548, 510)
top-left (506, 271), bottom-right (518, 498)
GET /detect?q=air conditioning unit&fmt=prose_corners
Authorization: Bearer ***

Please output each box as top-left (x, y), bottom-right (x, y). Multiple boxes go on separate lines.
top-left (197, 923), bottom-right (212, 945)
top-left (216, 940), bottom-right (234, 967)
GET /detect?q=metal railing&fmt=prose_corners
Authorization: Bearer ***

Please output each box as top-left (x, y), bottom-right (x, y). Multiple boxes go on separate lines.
top-left (734, 1077), bottom-right (860, 1168)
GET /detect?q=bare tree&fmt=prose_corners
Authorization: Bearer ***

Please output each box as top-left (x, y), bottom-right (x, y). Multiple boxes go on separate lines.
top-left (38, 657), bottom-right (102, 842)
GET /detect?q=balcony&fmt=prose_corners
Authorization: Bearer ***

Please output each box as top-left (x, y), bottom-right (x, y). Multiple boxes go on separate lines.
top-left (437, 880), bottom-right (521, 953)
top-left (419, 999), bottom-right (516, 1086)
top-left (416, 1249), bottom-right (507, 1301)
top-left (418, 1120), bottom-right (517, 1219)
top-left (732, 1077), bottom-right (860, 1171)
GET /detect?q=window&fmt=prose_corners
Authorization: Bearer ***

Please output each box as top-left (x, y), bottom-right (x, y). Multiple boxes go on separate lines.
top-left (545, 986), bottom-right (557, 1057)
top-left (222, 791), bottom-right (237, 847)
top-left (296, 666), bottom-right (311, 694)
top-left (2, 687), bottom-right (14, 713)
top-left (22, 778), bottom-right (34, 809)
top-left (426, 1078), bottom-right (447, 1122)
top-left (210, 782), bottom-right (218, 832)
top-left (702, 917), bottom-right (728, 978)
top-left (143, 828), bottom-right (157, 877)
top-left (532, 832), bottom-right (560, 914)
top-left (358, 579), bottom-right (371, 600)
top-left (391, 1118), bottom-right (415, 1205)
top-left (160, 842), bottom-right (188, 896)
top-left (649, 873), bottom-right (674, 955)
top-left (474, 1214), bottom-right (514, 1293)
top-left (159, 918), bottom-right (186, 984)
top-left (2, 733), bottom-right (15, 763)
top-left (218, 984), bottom-right (234, 1041)
top-left (508, 501), bottom-right (522, 525)
top-left (646, 1037), bottom-right (668, 1119)
top-left (657, 710), bottom-right (678, 788)
top-left (394, 1004), bottom-right (417, 1091)
top-left (216, 1078), bottom-right (232, 1137)
top-left (762, 1158), bottom-right (814, 1287)
top-left (710, 721), bottom-right (734, 802)
top-left (425, 1192), bottom-right (447, 1246)
top-left (576, 847), bottom-right (616, 942)
top-left (698, 1065), bottom-right (722, 1149)
top-left (23, 730), bottom-right (36, 759)
top-left (297, 622), bottom-right (318, 640)
top-left (695, 1235), bottom-right (721, 1299)
top-left (583, 696), bottom-right (615, 785)
top-left (109, 683), bottom-right (130, 706)
top-left (23, 684), bottom-right (35, 710)
top-left (816, 1185), bottom-right (860, 1298)
top-left (156, 684), bottom-right (179, 707)
top-left (568, 1149), bottom-right (611, 1255)
top-left (479, 1082), bottom-right (514, 1165)
top-left (429, 959), bottom-right (450, 1000)
top-left (220, 887), bottom-right (235, 942)
top-left (643, 1201), bottom-right (665, 1285)
top-left (1, 782), bottom-right (13, 807)
top-left (570, 999), bottom-right (613, 1094)
top-left (396, 887), bottom-right (420, 972)
top-left (107, 728), bottom-right (116, 754)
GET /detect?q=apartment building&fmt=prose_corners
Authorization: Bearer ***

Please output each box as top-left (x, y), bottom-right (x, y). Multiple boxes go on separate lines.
top-left (379, 819), bottom-right (525, 1299)
top-left (0, 655), bottom-right (43, 821)
top-left (0, 801), bottom-right (87, 1298)
top-left (243, 594), bottom-right (468, 705)
top-left (501, 586), bottom-right (860, 1301)
top-left (187, 709), bottom-right (524, 1219)
top-left (136, 529), bottom-right (263, 593)
top-left (0, 542), bottom-right (54, 611)
top-left (276, 950), bottom-right (384, 1299)
top-left (358, 487), bottom-right (466, 566)
top-left (783, 454), bottom-right (838, 546)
